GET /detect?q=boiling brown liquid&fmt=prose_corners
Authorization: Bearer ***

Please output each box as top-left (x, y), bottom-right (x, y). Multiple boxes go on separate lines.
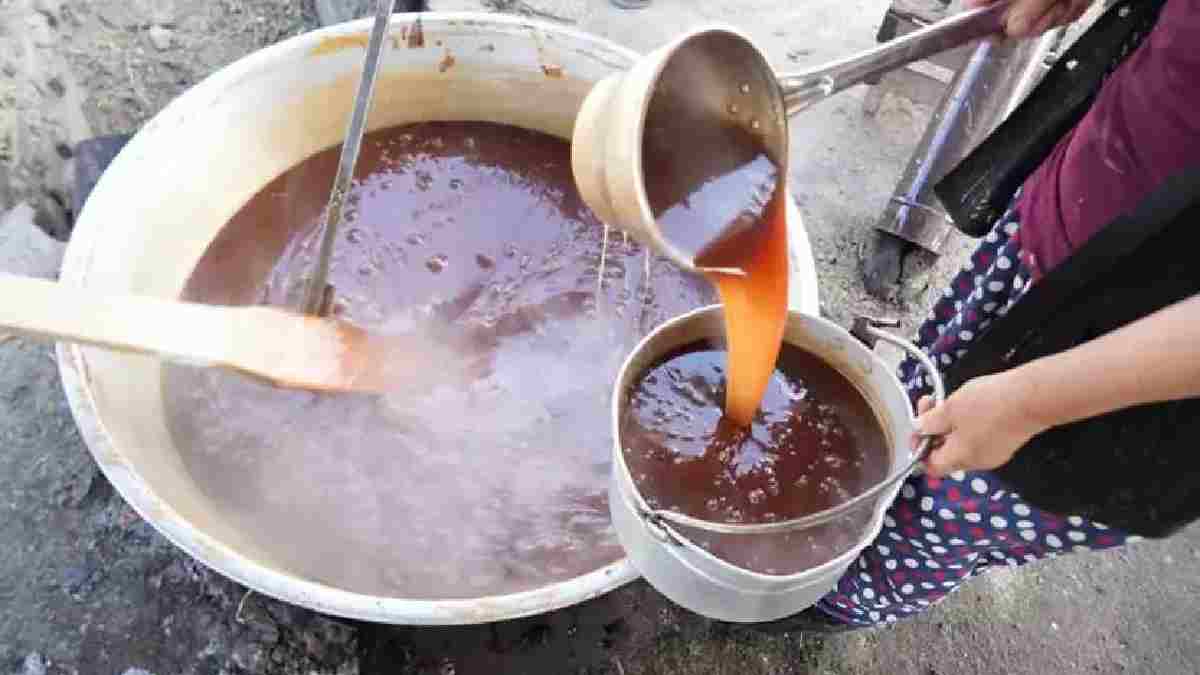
top-left (620, 343), bottom-right (889, 573)
top-left (163, 122), bottom-right (714, 598)
top-left (642, 52), bottom-right (787, 427)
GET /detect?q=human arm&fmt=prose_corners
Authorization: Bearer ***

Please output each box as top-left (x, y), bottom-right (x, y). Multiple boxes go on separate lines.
top-left (966, 0), bottom-right (1095, 38)
top-left (916, 292), bottom-right (1200, 477)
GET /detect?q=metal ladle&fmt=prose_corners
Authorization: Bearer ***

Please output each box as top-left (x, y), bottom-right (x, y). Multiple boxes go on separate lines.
top-left (571, 0), bottom-right (1012, 273)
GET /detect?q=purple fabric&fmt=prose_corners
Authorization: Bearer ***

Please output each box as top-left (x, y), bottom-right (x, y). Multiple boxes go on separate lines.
top-left (1016, 0), bottom-right (1200, 277)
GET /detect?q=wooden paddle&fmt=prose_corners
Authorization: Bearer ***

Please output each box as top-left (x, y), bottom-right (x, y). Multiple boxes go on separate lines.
top-left (0, 273), bottom-right (442, 393)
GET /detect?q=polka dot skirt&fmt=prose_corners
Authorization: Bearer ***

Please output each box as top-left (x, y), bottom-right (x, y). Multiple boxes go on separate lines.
top-left (814, 206), bottom-right (1134, 628)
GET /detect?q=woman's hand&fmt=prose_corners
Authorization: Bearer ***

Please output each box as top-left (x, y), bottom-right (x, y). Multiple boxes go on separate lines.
top-left (912, 293), bottom-right (1200, 477)
top-left (912, 371), bottom-right (1051, 477)
top-left (967, 0), bottom-right (1094, 38)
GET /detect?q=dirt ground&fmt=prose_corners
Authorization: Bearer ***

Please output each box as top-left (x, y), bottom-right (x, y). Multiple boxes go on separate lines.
top-left (2, 1), bottom-right (1198, 674)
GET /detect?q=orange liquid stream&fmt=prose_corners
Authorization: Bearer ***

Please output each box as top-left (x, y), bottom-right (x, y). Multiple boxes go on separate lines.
top-left (701, 190), bottom-right (789, 427)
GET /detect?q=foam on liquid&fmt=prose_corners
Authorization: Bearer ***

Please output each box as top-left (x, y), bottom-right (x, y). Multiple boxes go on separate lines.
top-left (163, 122), bottom-right (714, 598)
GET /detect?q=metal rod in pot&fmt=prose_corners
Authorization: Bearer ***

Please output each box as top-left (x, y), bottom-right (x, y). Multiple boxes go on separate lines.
top-left (300, 0), bottom-right (398, 316)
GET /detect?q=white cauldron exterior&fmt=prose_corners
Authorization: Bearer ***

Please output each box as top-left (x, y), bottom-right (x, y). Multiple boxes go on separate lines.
top-left (56, 13), bottom-right (819, 624)
top-left (610, 307), bottom-right (916, 623)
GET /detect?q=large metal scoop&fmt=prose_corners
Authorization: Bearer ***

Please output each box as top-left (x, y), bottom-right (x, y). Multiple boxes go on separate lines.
top-left (0, 273), bottom-right (463, 394)
top-left (571, 0), bottom-right (1011, 273)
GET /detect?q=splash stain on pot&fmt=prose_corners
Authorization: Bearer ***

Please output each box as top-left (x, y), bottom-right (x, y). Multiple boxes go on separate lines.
top-left (439, 49), bottom-right (456, 73)
top-left (309, 34), bottom-right (369, 56)
top-left (407, 17), bottom-right (425, 48)
top-left (541, 64), bottom-right (564, 79)
top-left (480, 43), bottom-right (496, 53)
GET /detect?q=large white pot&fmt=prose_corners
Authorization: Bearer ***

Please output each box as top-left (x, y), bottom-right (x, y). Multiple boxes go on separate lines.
top-left (57, 13), bottom-right (819, 624)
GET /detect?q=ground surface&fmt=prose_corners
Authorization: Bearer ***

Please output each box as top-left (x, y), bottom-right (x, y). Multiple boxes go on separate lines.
top-left (1, 0), bottom-right (1198, 674)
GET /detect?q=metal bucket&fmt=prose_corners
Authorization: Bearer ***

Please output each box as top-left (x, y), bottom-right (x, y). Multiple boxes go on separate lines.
top-left (55, 13), bottom-right (819, 624)
top-left (610, 306), bottom-right (942, 622)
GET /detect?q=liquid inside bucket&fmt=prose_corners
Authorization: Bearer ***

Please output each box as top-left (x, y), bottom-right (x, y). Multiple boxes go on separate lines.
top-left (619, 340), bottom-right (889, 574)
top-left (162, 121), bottom-right (715, 598)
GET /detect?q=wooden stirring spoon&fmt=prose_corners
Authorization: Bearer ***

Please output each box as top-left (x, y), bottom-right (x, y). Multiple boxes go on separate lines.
top-left (0, 273), bottom-right (446, 394)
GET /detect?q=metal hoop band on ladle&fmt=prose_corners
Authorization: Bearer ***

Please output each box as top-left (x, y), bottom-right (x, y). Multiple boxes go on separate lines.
top-left (619, 317), bottom-right (946, 542)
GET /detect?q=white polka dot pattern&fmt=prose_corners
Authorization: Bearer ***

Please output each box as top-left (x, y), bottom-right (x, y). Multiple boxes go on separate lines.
top-left (815, 211), bottom-right (1128, 629)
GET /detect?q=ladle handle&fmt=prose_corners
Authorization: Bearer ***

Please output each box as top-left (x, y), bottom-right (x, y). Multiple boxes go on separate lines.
top-left (777, 0), bottom-right (1012, 115)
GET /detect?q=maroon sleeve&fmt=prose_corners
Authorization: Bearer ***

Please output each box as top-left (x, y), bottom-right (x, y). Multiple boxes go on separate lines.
top-left (1016, 0), bottom-right (1200, 277)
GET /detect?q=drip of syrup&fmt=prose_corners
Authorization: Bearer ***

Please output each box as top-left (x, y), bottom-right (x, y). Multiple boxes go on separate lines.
top-left (698, 187), bottom-right (789, 426)
top-left (643, 64), bottom-right (788, 426)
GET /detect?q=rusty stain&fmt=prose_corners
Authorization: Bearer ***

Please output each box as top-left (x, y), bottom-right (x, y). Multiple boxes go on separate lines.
top-left (309, 34), bottom-right (369, 56)
top-left (541, 64), bottom-right (565, 79)
top-left (407, 16), bottom-right (425, 48)
top-left (438, 49), bottom-right (456, 73)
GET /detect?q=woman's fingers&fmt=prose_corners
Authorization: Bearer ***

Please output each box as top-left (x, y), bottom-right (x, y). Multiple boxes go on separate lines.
top-left (1002, 0), bottom-right (1056, 37)
top-left (912, 396), bottom-right (956, 476)
top-left (926, 453), bottom-right (957, 478)
top-left (966, 0), bottom-right (1092, 38)
top-left (1027, 2), bottom-right (1072, 37)
top-left (1063, 0), bottom-right (1092, 24)
top-left (925, 438), bottom-right (962, 478)
top-left (915, 399), bottom-right (953, 436)
top-left (909, 396), bottom-right (935, 448)
top-left (917, 395), bottom-right (935, 415)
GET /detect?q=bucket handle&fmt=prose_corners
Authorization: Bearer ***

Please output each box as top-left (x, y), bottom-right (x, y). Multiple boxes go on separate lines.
top-left (638, 316), bottom-right (946, 538)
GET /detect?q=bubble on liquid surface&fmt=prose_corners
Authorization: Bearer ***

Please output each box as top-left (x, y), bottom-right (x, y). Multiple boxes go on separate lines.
top-left (425, 255), bottom-right (449, 273)
top-left (167, 120), bottom-right (721, 600)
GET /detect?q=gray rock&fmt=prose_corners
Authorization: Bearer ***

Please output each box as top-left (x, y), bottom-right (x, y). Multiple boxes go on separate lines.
top-left (120, 669), bottom-right (157, 675)
top-left (264, 599), bottom-right (302, 627)
top-left (231, 640), bottom-right (268, 673)
top-left (309, 615), bottom-right (354, 646)
top-left (62, 560), bottom-right (103, 597)
top-left (301, 616), bottom-right (355, 665)
top-left (162, 559), bottom-right (188, 585)
top-left (147, 25), bottom-right (174, 51)
top-left (0, 203), bottom-right (66, 278)
top-left (427, 0), bottom-right (585, 22)
top-left (314, 0), bottom-right (373, 26)
top-left (238, 596), bottom-right (281, 645)
top-left (19, 652), bottom-right (47, 675)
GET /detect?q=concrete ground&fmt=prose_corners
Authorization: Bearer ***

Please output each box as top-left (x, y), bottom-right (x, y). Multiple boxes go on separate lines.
top-left (1, 0), bottom-right (1198, 673)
